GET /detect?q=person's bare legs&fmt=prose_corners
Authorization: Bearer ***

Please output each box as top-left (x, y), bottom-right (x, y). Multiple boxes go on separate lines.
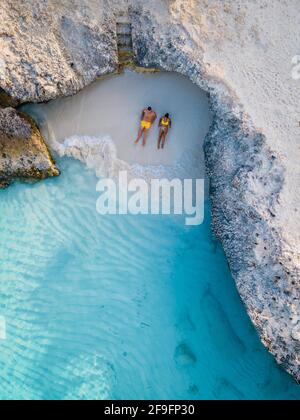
top-left (157, 130), bottom-right (163, 149)
top-left (142, 129), bottom-right (150, 146)
top-left (135, 128), bottom-right (144, 144)
top-left (161, 132), bottom-right (167, 149)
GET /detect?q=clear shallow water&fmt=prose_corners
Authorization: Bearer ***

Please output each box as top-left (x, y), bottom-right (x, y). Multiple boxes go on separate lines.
top-left (0, 159), bottom-right (299, 400)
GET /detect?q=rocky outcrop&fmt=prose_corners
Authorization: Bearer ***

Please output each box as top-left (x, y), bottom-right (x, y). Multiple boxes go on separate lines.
top-left (205, 113), bottom-right (300, 381)
top-left (131, 4), bottom-right (300, 382)
top-left (0, 107), bottom-right (59, 188)
top-left (0, 0), bottom-right (299, 382)
top-left (0, 0), bottom-right (118, 103)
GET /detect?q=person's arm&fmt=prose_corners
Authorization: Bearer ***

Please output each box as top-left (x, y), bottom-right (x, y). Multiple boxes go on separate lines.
top-left (169, 119), bottom-right (172, 128)
top-left (158, 118), bottom-right (162, 127)
top-left (141, 110), bottom-right (145, 120)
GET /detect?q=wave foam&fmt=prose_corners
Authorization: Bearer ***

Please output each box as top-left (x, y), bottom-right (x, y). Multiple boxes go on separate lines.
top-left (49, 134), bottom-right (204, 182)
top-left (52, 135), bottom-right (130, 179)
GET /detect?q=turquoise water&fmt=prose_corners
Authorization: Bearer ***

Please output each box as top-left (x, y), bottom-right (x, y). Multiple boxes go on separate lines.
top-left (0, 158), bottom-right (299, 400)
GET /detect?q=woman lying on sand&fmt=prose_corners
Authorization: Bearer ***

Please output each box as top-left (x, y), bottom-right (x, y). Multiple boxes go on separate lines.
top-left (158, 113), bottom-right (172, 149)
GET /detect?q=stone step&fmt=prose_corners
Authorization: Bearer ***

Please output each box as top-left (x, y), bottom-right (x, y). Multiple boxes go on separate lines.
top-left (117, 34), bottom-right (132, 48)
top-left (116, 17), bottom-right (134, 65)
top-left (116, 22), bottom-right (132, 36)
top-left (116, 13), bottom-right (130, 24)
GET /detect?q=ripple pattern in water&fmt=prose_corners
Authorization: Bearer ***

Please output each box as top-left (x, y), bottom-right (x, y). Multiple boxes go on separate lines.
top-left (0, 159), bottom-right (299, 400)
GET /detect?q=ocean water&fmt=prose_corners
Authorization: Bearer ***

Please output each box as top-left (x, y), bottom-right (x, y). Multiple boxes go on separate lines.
top-left (1, 71), bottom-right (299, 400)
top-left (0, 158), bottom-right (299, 400)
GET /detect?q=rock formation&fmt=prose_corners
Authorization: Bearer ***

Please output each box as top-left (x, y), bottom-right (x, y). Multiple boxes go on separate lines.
top-left (0, 0), bottom-right (118, 104)
top-left (0, 107), bottom-right (59, 188)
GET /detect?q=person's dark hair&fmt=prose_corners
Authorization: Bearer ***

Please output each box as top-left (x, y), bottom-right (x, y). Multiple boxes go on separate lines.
top-left (148, 107), bottom-right (152, 111)
top-left (165, 113), bottom-right (170, 118)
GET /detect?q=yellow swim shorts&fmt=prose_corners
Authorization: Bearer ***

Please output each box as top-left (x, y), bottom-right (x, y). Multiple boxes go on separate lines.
top-left (141, 120), bottom-right (152, 130)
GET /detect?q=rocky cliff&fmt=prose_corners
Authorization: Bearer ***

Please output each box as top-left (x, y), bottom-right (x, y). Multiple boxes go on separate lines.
top-left (0, 0), bottom-right (299, 382)
top-left (0, 107), bottom-right (59, 187)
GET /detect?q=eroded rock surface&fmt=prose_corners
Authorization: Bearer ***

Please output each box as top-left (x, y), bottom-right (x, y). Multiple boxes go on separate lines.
top-left (0, 0), bottom-right (299, 381)
top-left (0, 0), bottom-right (118, 103)
top-left (0, 108), bottom-right (59, 187)
top-left (131, 0), bottom-right (300, 382)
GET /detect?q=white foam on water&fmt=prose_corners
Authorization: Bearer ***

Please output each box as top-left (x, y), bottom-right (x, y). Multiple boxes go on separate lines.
top-left (54, 134), bottom-right (130, 179)
top-left (51, 133), bottom-right (206, 182)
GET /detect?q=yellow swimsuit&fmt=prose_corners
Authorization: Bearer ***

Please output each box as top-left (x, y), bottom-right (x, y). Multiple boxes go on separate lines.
top-left (161, 118), bottom-right (170, 128)
top-left (141, 120), bottom-right (152, 130)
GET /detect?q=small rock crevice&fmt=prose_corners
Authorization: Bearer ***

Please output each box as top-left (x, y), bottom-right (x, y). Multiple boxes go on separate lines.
top-left (116, 14), bottom-right (134, 67)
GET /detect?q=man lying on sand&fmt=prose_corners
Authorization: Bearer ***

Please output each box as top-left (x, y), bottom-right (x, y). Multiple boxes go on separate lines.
top-left (135, 107), bottom-right (157, 146)
top-left (158, 113), bottom-right (172, 150)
